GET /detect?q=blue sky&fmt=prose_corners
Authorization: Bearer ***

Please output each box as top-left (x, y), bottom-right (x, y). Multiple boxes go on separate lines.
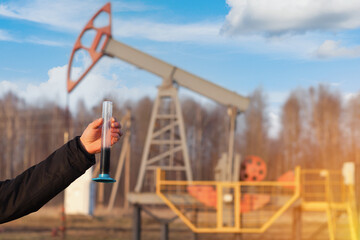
top-left (1, 0), bottom-right (360, 137)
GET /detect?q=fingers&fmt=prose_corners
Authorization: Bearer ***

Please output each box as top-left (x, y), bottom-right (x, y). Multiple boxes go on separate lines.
top-left (111, 137), bottom-right (118, 145)
top-left (90, 117), bottom-right (123, 146)
top-left (90, 118), bottom-right (103, 129)
top-left (91, 118), bottom-right (120, 130)
top-left (111, 124), bottom-right (122, 132)
top-left (111, 121), bottom-right (121, 128)
top-left (111, 132), bottom-right (121, 145)
top-left (111, 131), bottom-right (122, 138)
top-left (110, 117), bottom-right (123, 145)
top-left (111, 127), bottom-right (123, 141)
top-left (110, 118), bottom-right (122, 136)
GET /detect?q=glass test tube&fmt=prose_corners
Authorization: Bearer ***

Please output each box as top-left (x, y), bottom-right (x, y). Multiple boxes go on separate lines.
top-left (93, 101), bottom-right (116, 182)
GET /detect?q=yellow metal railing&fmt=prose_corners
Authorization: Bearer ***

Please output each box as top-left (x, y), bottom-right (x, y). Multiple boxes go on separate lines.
top-left (301, 169), bottom-right (359, 240)
top-left (156, 167), bottom-right (358, 239)
top-left (156, 167), bottom-right (301, 233)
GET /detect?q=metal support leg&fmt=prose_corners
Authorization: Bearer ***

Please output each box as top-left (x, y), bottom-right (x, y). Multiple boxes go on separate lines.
top-left (192, 208), bottom-right (198, 240)
top-left (161, 223), bottom-right (169, 240)
top-left (133, 204), bottom-right (142, 240)
top-left (292, 206), bottom-right (302, 240)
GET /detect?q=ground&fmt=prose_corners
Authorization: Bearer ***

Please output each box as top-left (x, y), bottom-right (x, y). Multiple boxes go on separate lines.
top-left (0, 206), bottom-right (345, 240)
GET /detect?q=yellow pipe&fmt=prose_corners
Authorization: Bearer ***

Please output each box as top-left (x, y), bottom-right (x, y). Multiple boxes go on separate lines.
top-left (193, 228), bottom-right (263, 234)
top-left (260, 166), bottom-right (301, 232)
top-left (160, 180), bottom-right (295, 187)
top-left (156, 168), bottom-right (161, 191)
top-left (326, 207), bottom-right (335, 240)
top-left (216, 183), bottom-right (223, 229)
top-left (347, 204), bottom-right (358, 240)
top-left (301, 169), bottom-right (340, 174)
top-left (156, 168), bottom-right (198, 232)
top-left (234, 185), bottom-right (240, 229)
top-left (324, 170), bottom-right (335, 240)
top-left (347, 186), bottom-right (359, 240)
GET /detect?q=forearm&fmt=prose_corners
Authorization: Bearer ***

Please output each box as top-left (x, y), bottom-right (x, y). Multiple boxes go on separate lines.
top-left (0, 137), bottom-right (95, 224)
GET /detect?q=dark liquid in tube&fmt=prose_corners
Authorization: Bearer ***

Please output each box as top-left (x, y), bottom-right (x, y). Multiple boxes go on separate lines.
top-left (100, 147), bottom-right (111, 174)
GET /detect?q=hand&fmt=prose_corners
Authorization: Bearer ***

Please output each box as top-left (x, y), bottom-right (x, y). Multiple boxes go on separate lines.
top-left (80, 117), bottom-right (122, 154)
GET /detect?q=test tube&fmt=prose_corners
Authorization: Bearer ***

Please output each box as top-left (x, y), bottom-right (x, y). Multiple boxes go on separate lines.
top-left (93, 101), bottom-right (116, 183)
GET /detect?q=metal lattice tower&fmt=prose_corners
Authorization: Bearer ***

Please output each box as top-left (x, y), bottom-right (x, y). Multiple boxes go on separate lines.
top-left (135, 86), bottom-right (192, 192)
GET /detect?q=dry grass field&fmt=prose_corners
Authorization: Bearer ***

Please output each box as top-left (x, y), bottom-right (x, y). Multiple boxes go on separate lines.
top-left (0, 206), bottom-right (349, 240)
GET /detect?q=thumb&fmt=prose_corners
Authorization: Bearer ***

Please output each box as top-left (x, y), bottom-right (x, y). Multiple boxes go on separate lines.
top-left (90, 118), bottom-right (103, 129)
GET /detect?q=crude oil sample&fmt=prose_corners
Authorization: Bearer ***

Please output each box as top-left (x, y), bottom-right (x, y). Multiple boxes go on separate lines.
top-left (100, 147), bottom-right (111, 175)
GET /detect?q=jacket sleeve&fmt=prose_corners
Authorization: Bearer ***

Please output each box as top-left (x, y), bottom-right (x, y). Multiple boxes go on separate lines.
top-left (0, 136), bottom-right (95, 224)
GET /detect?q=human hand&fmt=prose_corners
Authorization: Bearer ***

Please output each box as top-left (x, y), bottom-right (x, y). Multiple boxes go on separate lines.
top-left (80, 117), bottom-right (122, 154)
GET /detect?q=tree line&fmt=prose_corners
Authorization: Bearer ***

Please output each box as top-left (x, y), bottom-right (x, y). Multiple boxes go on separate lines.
top-left (1, 84), bottom-right (359, 206)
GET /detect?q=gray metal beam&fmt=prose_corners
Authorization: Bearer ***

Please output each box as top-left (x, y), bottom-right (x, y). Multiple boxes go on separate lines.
top-left (104, 38), bottom-right (174, 81)
top-left (104, 38), bottom-right (249, 112)
top-left (173, 70), bottom-right (249, 111)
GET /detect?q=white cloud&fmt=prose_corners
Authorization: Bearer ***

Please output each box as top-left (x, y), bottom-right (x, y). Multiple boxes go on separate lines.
top-left (0, 28), bottom-right (66, 46)
top-left (313, 40), bottom-right (360, 59)
top-left (2, 0), bottom-right (358, 61)
top-left (0, 29), bottom-right (15, 41)
top-left (268, 91), bottom-right (290, 104)
top-left (0, 0), bottom-right (97, 32)
top-left (0, 81), bottom-right (20, 95)
top-left (26, 37), bottom-right (68, 47)
top-left (343, 92), bottom-right (357, 103)
top-left (114, 18), bottom-right (222, 43)
top-left (222, 0), bottom-right (360, 36)
top-left (0, 0), bottom-right (162, 33)
top-left (0, 62), bottom-right (156, 113)
top-left (0, 0), bottom-right (219, 44)
top-left (267, 91), bottom-right (291, 138)
top-left (112, 1), bottom-right (161, 12)
top-left (0, 0), bottom-right (225, 46)
top-left (114, 18), bottom-right (339, 60)
top-left (268, 110), bottom-right (281, 138)
top-left (0, 0), bottom-right (321, 59)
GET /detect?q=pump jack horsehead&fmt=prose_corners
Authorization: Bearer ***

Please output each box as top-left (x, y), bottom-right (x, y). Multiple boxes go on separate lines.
top-left (67, 2), bottom-right (249, 201)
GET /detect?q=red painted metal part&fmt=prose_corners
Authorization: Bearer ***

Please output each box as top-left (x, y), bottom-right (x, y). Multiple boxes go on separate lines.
top-left (187, 186), bottom-right (270, 213)
top-left (67, 2), bottom-right (112, 93)
top-left (240, 155), bottom-right (267, 182)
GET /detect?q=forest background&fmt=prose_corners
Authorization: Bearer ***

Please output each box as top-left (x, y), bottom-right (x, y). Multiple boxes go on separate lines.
top-left (1, 84), bottom-right (360, 206)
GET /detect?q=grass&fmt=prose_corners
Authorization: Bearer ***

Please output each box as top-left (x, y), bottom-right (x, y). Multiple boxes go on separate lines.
top-left (0, 206), bottom-right (350, 240)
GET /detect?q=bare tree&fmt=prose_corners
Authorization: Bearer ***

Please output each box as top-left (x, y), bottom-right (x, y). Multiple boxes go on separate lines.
top-left (280, 91), bottom-right (303, 171)
top-left (131, 97), bottom-right (153, 189)
top-left (344, 94), bottom-right (360, 163)
top-left (241, 88), bottom-right (269, 161)
top-left (310, 85), bottom-right (342, 169)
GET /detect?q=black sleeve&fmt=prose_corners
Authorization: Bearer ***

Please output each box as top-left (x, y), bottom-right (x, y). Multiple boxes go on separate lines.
top-left (0, 136), bottom-right (95, 224)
